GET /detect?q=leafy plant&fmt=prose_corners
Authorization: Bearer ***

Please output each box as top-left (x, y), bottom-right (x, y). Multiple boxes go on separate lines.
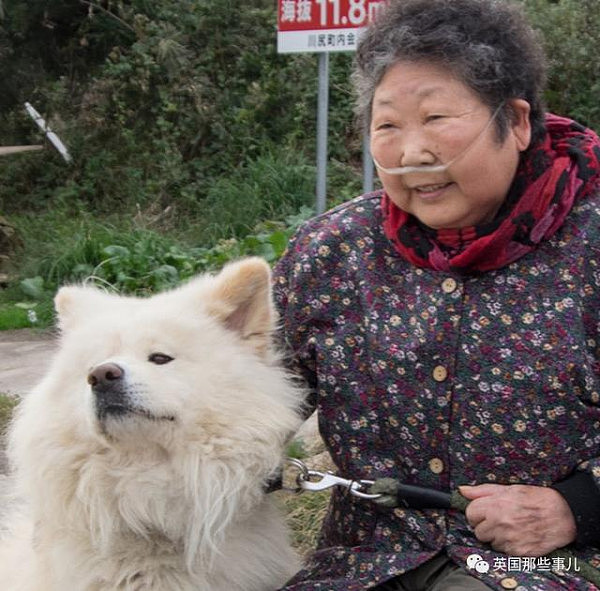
top-left (0, 0), bottom-right (360, 217)
top-left (0, 303), bottom-right (33, 330)
top-left (521, 0), bottom-right (600, 129)
top-left (1, 203), bottom-right (313, 328)
top-left (194, 150), bottom-right (315, 244)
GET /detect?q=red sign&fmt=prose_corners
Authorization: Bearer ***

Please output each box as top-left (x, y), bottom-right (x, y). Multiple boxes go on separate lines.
top-left (277, 0), bottom-right (387, 53)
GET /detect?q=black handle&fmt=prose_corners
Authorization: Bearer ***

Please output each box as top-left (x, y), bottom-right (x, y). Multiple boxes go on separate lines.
top-left (395, 483), bottom-right (452, 509)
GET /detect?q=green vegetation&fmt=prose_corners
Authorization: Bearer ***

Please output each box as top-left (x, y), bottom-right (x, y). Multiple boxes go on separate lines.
top-left (0, 0), bottom-right (364, 327)
top-left (525, 0), bottom-right (600, 128)
top-left (0, 393), bottom-right (18, 436)
top-left (0, 303), bottom-right (33, 330)
top-left (0, 0), bottom-right (361, 216)
top-left (0, 0), bottom-right (599, 334)
top-left (278, 489), bottom-right (331, 558)
top-left (0, 204), bottom-right (312, 329)
top-left (286, 438), bottom-right (309, 461)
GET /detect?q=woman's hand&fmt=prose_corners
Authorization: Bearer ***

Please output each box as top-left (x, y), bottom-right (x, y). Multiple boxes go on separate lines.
top-left (460, 483), bottom-right (577, 556)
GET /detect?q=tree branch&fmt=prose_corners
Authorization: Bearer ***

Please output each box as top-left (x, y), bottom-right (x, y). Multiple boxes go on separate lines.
top-left (79, 0), bottom-right (135, 34)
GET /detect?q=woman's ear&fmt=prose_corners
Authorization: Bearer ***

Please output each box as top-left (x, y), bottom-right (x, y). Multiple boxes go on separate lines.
top-left (509, 98), bottom-right (532, 152)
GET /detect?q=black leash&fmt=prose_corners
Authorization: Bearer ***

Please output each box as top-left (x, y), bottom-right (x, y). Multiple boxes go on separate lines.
top-left (286, 460), bottom-right (600, 588)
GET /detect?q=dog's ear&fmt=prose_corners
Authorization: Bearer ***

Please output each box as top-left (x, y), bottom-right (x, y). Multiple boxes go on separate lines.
top-left (205, 257), bottom-right (274, 356)
top-left (54, 285), bottom-right (111, 332)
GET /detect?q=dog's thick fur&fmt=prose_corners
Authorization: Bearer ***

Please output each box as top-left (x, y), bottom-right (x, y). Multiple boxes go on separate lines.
top-left (0, 258), bottom-right (303, 591)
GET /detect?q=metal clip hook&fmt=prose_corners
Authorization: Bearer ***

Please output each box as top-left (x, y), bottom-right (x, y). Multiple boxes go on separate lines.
top-left (286, 458), bottom-right (381, 500)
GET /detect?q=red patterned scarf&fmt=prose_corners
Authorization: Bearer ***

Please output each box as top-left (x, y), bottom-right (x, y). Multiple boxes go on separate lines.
top-left (381, 114), bottom-right (600, 272)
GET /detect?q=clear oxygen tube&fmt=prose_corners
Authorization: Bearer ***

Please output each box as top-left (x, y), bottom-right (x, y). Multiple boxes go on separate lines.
top-left (371, 102), bottom-right (505, 176)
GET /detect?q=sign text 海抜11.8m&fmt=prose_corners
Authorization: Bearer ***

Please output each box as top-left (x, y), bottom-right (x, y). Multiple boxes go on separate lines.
top-left (277, 0), bottom-right (387, 54)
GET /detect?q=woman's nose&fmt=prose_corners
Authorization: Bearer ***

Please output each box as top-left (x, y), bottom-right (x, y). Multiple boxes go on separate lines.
top-left (398, 131), bottom-right (437, 167)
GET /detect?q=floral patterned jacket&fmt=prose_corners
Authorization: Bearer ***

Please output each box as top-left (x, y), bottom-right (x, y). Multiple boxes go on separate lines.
top-left (273, 191), bottom-right (600, 590)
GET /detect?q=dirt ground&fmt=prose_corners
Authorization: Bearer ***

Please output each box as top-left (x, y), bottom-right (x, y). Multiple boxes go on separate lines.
top-left (0, 328), bottom-right (57, 398)
top-left (0, 328), bottom-right (57, 504)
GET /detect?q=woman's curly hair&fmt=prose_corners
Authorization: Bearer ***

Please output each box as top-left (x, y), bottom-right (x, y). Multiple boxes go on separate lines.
top-left (353, 0), bottom-right (547, 145)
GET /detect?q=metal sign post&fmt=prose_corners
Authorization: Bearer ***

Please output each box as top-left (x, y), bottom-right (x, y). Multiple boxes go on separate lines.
top-left (277, 0), bottom-right (385, 214)
top-left (316, 52), bottom-right (329, 215)
top-left (362, 132), bottom-right (374, 194)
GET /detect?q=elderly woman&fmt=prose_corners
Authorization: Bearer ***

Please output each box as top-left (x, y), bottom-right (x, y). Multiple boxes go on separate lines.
top-left (273, 0), bottom-right (600, 590)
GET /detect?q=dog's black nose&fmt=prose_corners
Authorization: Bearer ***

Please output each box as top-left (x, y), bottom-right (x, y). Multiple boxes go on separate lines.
top-left (88, 363), bottom-right (124, 388)
top-left (89, 363), bottom-right (129, 420)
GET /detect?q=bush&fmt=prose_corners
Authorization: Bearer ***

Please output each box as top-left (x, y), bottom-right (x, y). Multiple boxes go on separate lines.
top-left (0, 303), bottom-right (34, 330)
top-left (2, 0), bottom-right (600, 219)
top-left (194, 149), bottom-right (315, 244)
top-left (2, 201), bottom-right (313, 328)
top-left (0, 0), bottom-right (361, 217)
top-left (522, 0), bottom-right (600, 130)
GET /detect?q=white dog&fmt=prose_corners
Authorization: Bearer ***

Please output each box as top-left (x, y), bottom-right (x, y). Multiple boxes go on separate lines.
top-left (0, 258), bottom-right (303, 591)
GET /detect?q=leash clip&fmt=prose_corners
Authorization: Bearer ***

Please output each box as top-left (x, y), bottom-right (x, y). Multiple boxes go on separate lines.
top-left (286, 458), bottom-right (381, 500)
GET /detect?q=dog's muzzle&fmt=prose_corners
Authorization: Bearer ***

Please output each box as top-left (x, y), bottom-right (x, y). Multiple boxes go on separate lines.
top-left (88, 363), bottom-right (175, 425)
top-left (88, 362), bottom-right (130, 420)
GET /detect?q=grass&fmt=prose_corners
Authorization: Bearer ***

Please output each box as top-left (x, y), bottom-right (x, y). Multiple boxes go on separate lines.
top-left (0, 175), bottom-right (315, 328)
top-left (278, 442), bottom-right (332, 557)
top-left (0, 282), bottom-right (55, 330)
top-left (0, 393), bottom-right (18, 437)
top-left (0, 211), bottom-right (201, 322)
top-left (0, 304), bottom-right (32, 330)
top-left (196, 150), bottom-right (315, 243)
top-left (278, 490), bottom-right (330, 558)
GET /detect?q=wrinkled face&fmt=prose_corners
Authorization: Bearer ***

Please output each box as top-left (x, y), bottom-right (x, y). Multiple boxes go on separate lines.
top-left (370, 61), bottom-right (531, 229)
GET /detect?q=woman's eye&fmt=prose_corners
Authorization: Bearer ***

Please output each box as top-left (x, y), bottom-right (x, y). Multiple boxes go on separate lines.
top-left (425, 114), bottom-right (445, 122)
top-left (148, 353), bottom-right (174, 365)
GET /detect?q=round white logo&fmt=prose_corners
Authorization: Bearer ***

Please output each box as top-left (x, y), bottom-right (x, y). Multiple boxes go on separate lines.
top-left (466, 553), bottom-right (490, 574)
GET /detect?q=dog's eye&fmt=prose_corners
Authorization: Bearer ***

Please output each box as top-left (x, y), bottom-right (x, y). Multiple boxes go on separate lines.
top-left (148, 353), bottom-right (174, 365)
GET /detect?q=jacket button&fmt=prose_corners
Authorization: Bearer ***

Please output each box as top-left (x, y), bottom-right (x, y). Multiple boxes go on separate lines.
top-left (433, 365), bottom-right (448, 382)
top-left (500, 578), bottom-right (518, 589)
top-left (441, 277), bottom-right (458, 293)
top-left (428, 458), bottom-right (444, 474)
